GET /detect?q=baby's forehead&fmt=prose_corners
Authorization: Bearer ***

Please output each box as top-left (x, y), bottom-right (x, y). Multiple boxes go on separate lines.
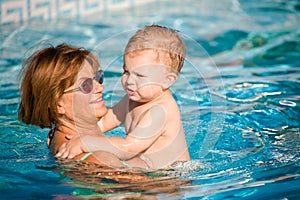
top-left (125, 49), bottom-right (168, 56)
top-left (125, 49), bottom-right (171, 64)
top-left (124, 49), bottom-right (175, 72)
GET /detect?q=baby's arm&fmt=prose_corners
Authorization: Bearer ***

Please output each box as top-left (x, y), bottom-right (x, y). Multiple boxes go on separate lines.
top-left (56, 105), bottom-right (167, 160)
top-left (98, 95), bottom-right (128, 132)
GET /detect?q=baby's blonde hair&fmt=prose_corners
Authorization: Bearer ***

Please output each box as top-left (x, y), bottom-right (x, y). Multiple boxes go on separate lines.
top-left (125, 25), bottom-right (186, 73)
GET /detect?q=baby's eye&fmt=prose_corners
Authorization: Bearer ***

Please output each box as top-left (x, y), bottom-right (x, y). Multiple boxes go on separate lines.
top-left (123, 70), bottom-right (129, 75)
top-left (136, 73), bottom-right (146, 78)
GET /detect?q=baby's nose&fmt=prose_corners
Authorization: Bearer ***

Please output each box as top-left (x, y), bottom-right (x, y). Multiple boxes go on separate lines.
top-left (126, 74), bottom-right (136, 84)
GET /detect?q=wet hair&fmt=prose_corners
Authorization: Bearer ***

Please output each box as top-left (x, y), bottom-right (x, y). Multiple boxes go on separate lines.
top-left (18, 43), bottom-right (99, 128)
top-left (124, 24), bottom-right (186, 73)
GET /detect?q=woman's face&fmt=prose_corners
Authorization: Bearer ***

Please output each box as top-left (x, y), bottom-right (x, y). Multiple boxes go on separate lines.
top-left (58, 60), bottom-right (107, 126)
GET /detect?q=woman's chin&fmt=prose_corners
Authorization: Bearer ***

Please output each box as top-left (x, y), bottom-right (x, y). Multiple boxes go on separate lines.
top-left (95, 107), bottom-right (108, 119)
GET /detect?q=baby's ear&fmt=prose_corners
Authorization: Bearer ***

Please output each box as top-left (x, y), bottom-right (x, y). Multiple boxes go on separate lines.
top-left (162, 72), bottom-right (177, 89)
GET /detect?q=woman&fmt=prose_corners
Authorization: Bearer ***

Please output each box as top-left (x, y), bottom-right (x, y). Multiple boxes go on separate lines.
top-left (18, 43), bottom-right (145, 168)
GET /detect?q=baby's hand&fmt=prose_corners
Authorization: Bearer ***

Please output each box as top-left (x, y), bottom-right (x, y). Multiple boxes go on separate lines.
top-left (55, 136), bottom-right (86, 159)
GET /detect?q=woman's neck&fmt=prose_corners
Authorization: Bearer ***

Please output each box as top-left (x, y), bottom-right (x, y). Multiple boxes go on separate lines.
top-left (48, 119), bottom-right (103, 155)
top-left (56, 119), bottom-right (103, 137)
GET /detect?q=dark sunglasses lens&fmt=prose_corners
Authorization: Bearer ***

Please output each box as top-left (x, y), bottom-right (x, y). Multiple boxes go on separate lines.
top-left (81, 78), bottom-right (93, 93)
top-left (96, 70), bottom-right (104, 84)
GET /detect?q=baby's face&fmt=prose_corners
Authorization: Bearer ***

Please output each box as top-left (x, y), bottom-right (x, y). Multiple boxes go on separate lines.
top-left (122, 50), bottom-right (171, 103)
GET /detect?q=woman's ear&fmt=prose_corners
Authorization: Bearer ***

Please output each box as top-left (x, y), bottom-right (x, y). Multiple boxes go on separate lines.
top-left (162, 72), bottom-right (178, 89)
top-left (57, 100), bottom-right (66, 114)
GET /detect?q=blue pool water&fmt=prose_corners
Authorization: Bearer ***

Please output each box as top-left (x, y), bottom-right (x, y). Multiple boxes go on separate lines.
top-left (1, 0), bottom-right (300, 199)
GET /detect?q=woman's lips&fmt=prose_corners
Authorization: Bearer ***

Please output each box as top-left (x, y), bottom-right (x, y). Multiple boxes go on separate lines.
top-left (90, 96), bottom-right (103, 104)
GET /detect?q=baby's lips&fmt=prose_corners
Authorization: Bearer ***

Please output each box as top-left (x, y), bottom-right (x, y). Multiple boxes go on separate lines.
top-left (126, 88), bottom-right (135, 96)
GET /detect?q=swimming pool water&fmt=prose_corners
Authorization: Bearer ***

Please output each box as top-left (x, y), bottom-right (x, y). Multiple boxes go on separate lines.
top-left (0, 0), bottom-right (300, 199)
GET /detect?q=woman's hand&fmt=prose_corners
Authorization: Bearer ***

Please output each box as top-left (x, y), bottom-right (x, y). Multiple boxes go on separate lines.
top-left (55, 136), bottom-right (86, 159)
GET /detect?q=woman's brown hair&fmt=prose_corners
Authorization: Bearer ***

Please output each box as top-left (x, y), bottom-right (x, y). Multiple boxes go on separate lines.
top-left (18, 43), bottom-right (99, 128)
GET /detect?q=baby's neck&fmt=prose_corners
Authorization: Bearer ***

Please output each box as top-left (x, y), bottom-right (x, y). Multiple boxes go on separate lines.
top-left (129, 89), bottom-right (171, 109)
top-left (143, 89), bottom-right (171, 103)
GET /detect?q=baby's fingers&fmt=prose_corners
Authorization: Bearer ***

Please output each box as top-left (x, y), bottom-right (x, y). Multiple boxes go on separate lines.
top-left (55, 143), bottom-right (68, 158)
top-left (55, 150), bottom-right (70, 159)
top-left (66, 152), bottom-right (76, 159)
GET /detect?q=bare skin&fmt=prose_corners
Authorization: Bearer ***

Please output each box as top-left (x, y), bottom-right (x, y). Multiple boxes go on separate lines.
top-left (48, 127), bottom-right (123, 166)
top-left (56, 50), bottom-right (190, 169)
top-left (51, 60), bottom-right (148, 169)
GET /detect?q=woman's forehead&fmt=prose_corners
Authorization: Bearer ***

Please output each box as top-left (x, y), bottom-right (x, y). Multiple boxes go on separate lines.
top-left (77, 60), bottom-right (95, 77)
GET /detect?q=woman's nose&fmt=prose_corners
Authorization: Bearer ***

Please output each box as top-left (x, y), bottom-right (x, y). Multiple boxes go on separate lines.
top-left (94, 80), bottom-right (104, 92)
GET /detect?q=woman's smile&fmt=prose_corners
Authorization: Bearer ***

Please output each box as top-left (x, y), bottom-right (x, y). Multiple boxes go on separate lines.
top-left (89, 96), bottom-right (104, 104)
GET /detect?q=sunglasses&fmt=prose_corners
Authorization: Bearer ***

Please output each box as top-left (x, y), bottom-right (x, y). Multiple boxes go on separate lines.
top-left (64, 70), bottom-right (104, 94)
